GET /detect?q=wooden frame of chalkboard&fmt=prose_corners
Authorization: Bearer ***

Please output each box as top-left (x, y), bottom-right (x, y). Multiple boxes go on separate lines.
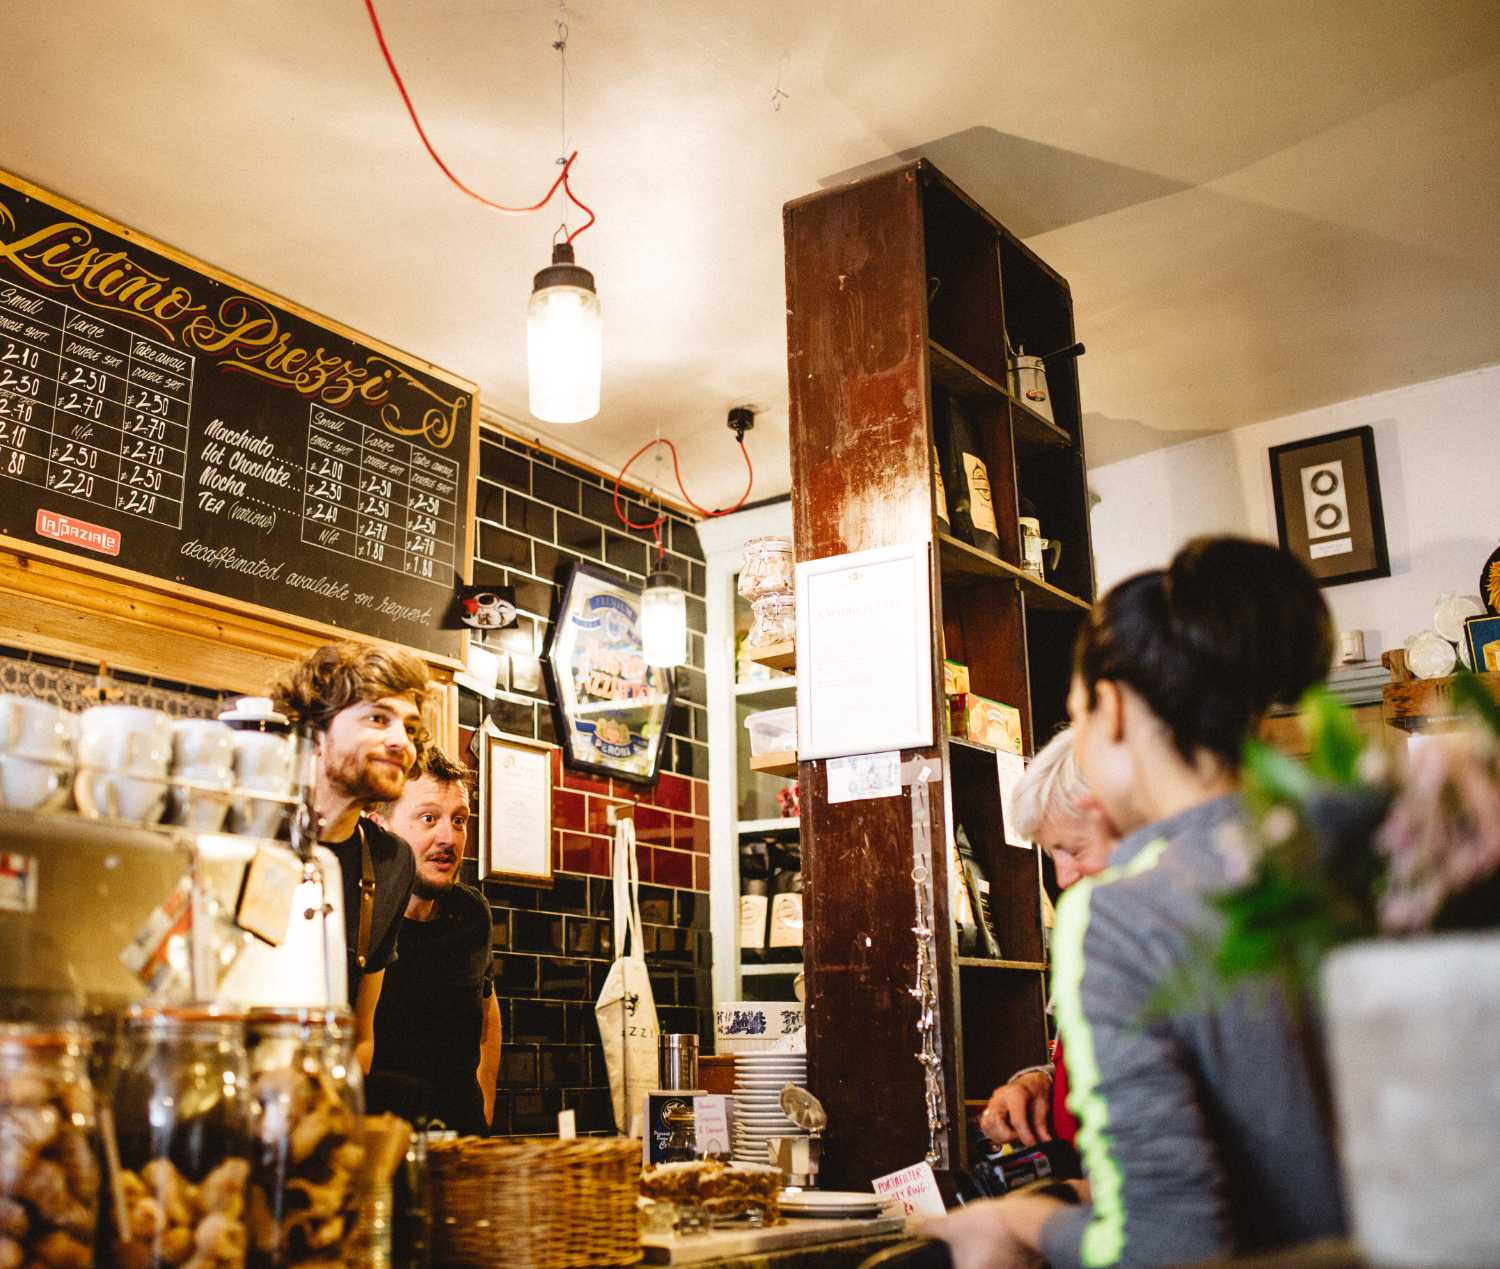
top-left (0, 166), bottom-right (478, 669)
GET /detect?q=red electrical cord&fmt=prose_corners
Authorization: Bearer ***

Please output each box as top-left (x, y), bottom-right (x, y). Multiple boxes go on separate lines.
top-left (363, 0), bottom-right (596, 242)
top-left (614, 438), bottom-right (755, 564)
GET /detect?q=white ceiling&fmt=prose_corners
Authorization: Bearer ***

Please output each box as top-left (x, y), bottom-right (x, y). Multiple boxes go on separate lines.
top-left (3, 1), bottom-right (1498, 506)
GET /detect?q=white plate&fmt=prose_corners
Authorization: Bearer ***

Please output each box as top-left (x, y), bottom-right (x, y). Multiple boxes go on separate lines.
top-left (780, 1191), bottom-right (886, 1217)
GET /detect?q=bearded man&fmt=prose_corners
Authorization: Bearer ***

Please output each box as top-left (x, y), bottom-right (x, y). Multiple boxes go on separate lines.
top-left (367, 746), bottom-right (501, 1135)
top-left (272, 641), bottom-right (430, 1072)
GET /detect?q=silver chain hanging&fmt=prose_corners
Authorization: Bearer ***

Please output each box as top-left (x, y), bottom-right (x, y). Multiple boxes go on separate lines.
top-left (906, 765), bottom-right (949, 1169)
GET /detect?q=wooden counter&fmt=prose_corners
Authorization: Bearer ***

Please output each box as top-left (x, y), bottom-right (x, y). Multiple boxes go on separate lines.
top-left (642, 1215), bottom-right (905, 1266)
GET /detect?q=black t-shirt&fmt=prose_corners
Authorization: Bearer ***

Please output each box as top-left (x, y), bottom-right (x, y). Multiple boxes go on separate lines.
top-left (370, 882), bottom-right (493, 1135)
top-left (324, 816), bottom-right (416, 1005)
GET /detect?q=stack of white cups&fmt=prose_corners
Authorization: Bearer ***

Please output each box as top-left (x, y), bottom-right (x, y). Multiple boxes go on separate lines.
top-left (220, 698), bottom-right (297, 840)
top-left (167, 719), bottom-right (237, 832)
top-left (0, 695), bottom-right (76, 812)
top-left (75, 705), bottom-right (173, 824)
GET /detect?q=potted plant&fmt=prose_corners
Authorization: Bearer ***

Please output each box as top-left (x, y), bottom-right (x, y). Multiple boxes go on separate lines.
top-left (1210, 677), bottom-right (1500, 1268)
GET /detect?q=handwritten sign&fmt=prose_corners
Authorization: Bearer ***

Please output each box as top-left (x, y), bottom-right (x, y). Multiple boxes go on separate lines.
top-left (872, 1160), bottom-right (946, 1217)
top-left (0, 168), bottom-right (476, 662)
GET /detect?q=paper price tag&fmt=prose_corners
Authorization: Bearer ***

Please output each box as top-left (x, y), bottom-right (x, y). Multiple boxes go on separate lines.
top-left (557, 1109), bottom-right (577, 1140)
top-left (235, 847), bottom-right (302, 946)
top-left (996, 751), bottom-right (1030, 848)
top-left (693, 1095), bottom-right (732, 1156)
top-left (873, 1160), bottom-right (946, 1217)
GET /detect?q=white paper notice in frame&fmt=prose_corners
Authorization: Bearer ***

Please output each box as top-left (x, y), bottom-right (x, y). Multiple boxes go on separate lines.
top-left (796, 543), bottom-right (934, 762)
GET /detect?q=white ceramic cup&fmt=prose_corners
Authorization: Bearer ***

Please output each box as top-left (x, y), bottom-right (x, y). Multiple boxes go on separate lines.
top-left (0, 752), bottom-right (73, 812)
top-left (0, 695), bottom-right (75, 763)
top-left (77, 705), bottom-right (173, 778)
top-left (230, 729), bottom-right (295, 797)
top-left (167, 783), bottom-right (232, 833)
top-left (228, 795), bottom-right (290, 841)
top-left (74, 769), bottom-right (170, 824)
top-left (171, 719), bottom-right (236, 788)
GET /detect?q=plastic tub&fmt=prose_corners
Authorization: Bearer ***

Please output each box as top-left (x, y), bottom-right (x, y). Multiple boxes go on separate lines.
top-left (744, 707), bottom-right (797, 757)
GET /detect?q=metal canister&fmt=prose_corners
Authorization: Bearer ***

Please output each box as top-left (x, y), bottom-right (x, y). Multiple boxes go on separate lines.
top-left (657, 1033), bottom-right (699, 1092)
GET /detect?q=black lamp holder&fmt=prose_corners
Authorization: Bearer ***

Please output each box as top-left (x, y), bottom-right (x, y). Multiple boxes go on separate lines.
top-left (727, 406), bottom-right (755, 444)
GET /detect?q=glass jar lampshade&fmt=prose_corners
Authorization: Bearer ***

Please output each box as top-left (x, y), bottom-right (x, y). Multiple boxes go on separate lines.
top-left (527, 242), bottom-right (601, 424)
top-left (641, 569), bottom-right (687, 669)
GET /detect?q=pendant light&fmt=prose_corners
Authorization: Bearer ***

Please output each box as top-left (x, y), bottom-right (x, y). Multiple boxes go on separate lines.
top-left (641, 568), bottom-right (688, 669)
top-left (528, 241), bottom-right (601, 423)
top-left (362, 2), bottom-right (601, 421)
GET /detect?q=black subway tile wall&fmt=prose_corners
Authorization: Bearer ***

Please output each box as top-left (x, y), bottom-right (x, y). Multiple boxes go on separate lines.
top-left (465, 429), bottom-right (712, 1137)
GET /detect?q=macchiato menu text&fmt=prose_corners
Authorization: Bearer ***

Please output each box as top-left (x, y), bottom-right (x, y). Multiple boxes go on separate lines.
top-left (0, 170), bottom-right (475, 661)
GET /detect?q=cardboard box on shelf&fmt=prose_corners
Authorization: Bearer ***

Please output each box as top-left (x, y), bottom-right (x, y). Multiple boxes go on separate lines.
top-left (952, 694), bottom-right (1023, 754)
top-left (943, 659), bottom-right (971, 697)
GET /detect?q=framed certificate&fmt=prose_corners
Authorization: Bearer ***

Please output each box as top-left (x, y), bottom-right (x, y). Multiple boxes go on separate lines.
top-left (478, 722), bottom-right (557, 884)
top-left (796, 543), bottom-right (934, 761)
top-left (1268, 426), bottom-right (1390, 587)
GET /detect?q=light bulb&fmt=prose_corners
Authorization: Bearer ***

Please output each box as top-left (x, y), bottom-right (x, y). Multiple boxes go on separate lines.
top-left (527, 241), bottom-right (601, 423)
top-left (641, 569), bottom-right (688, 669)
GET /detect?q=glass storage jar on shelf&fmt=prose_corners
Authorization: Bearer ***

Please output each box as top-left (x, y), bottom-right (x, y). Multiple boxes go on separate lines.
top-left (110, 1007), bottom-right (253, 1268)
top-left (0, 1022), bottom-right (102, 1268)
top-left (246, 1008), bottom-right (367, 1268)
top-left (738, 536), bottom-right (795, 648)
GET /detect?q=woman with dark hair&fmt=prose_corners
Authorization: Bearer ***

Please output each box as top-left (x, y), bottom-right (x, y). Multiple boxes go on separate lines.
top-left (926, 537), bottom-right (1347, 1269)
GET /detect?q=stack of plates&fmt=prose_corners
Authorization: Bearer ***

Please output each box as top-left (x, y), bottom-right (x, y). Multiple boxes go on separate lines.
top-left (731, 1053), bottom-right (808, 1165)
top-left (780, 1190), bottom-right (887, 1220)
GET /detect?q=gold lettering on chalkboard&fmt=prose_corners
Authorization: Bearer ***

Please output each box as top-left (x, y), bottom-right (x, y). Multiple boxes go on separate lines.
top-left (0, 214), bottom-right (203, 339)
top-left (0, 203), bottom-right (468, 448)
top-left (370, 357), bottom-right (469, 449)
top-left (181, 294), bottom-right (394, 410)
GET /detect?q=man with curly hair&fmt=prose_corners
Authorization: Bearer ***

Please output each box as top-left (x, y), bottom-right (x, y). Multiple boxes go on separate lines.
top-left (271, 640), bottom-right (433, 1072)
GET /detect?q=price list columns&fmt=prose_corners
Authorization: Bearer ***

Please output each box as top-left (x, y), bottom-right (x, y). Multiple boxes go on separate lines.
top-left (0, 283), bottom-right (192, 527)
top-left (302, 406), bottom-right (456, 584)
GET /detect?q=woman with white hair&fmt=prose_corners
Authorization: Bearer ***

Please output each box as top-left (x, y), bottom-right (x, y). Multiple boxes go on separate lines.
top-left (979, 728), bottom-right (1116, 1148)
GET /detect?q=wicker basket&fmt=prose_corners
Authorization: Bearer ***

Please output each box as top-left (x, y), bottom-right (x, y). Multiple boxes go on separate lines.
top-left (427, 1136), bottom-right (643, 1268)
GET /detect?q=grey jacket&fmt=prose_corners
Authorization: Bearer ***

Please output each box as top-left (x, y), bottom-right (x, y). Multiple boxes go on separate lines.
top-left (1040, 795), bottom-right (1346, 1268)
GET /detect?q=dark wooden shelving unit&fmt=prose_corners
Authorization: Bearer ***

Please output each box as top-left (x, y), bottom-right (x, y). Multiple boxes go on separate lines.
top-left (784, 158), bottom-right (1096, 1188)
top-left (927, 339), bottom-right (1072, 452)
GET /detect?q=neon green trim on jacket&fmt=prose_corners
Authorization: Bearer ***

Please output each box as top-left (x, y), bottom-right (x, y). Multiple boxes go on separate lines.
top-left (1051, 837), bottom-right (1169, 1268)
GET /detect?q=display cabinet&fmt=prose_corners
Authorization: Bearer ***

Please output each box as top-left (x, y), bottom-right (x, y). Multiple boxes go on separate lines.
top-left (783, 160), bottom-right (1096, 1187)
top-left (700, 503), bottom-right (802, 1014)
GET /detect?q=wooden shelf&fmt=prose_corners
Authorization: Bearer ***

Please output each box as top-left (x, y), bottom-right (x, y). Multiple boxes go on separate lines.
top-left (927, 339), bottom-right (1072, 451)
top-left (737, 817), bottom-right (800, 834)
top-left (937, 533), bottom-right (1091, 612)
top-left (947, 735), bottom-right (1004, 758)
top-left (957, 956), bottom-right (1048, 972)
top-left (749, 751), bottom-right (798, 778)
top-left (734, 676), bottom-right (797, 698)
top-left (740, 961), bottom-right (804, 977)
top-left (1382, 671), bottom-right (1500, 732)
top-left (743, 641), bottom-right (795, 672)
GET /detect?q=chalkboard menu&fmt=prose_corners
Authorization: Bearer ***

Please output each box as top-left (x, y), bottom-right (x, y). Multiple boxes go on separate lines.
top-left (0, 168), bottom-right (476, 663)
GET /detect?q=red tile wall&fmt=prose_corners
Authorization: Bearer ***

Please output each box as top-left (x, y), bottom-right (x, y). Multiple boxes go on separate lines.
top-left (457, 727), bottom-right (710, 893)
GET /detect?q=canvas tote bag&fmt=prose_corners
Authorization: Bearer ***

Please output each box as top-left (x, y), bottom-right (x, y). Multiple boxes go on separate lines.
top-left (594, 815), bottom-right (659, 1134)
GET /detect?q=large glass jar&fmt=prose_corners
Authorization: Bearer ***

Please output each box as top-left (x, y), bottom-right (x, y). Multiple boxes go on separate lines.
top-left (110, 1007), bottom-right (253, 1268)
top-left (0, 1023), bottom-right (101, 1267)
top-left (738, 536), bottom-right (795, 648)
top-left (246, 1008), bottom-right (367, 1267)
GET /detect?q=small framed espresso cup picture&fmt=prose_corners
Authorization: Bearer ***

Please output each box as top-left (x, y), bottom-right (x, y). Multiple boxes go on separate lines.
top-left (1269, 426), bottom-right (1390, 587)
